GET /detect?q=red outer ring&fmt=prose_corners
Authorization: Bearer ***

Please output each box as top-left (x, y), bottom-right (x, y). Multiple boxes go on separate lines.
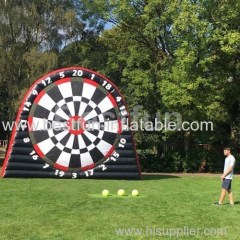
top-left (1, 67), bottom-right (141, 177)
top-left (29, 76), bottom-right (120, 171)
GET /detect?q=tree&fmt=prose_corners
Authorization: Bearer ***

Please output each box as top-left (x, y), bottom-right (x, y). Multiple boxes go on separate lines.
top-left (59, 35), bottom-right (108, 71)
top-left (77, 0), bottom-right (240, 154)
top-left (160, 0), bottom-right (240, 145)
top-left (0, 0), bottom-right (92, 124)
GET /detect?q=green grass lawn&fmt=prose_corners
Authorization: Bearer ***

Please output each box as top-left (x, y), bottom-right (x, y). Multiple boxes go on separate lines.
top-left (0, 175), bottom-right (240, 240)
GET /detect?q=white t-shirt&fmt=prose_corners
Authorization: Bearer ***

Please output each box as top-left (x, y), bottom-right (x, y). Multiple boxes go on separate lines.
top-left (224, 155), bottom-right (235, 179)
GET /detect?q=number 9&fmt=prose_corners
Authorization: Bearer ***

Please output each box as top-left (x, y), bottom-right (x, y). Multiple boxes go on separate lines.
top-left (32, 90), bottom-right (38, 95)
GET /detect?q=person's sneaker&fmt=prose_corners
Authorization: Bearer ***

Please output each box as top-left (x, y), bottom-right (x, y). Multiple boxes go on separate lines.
top-left (212, 202), bottom-right (222, 205)
top-left (230, 202), bottom-right (234, 206)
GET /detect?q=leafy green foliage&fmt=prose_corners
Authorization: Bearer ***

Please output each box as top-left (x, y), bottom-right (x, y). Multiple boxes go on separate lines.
top-left (0, 0), bottom-right (239, 172)
top-left (0, 0), bottom-right (102, 121)
top-left (182, 148), bottom-right (222, 173)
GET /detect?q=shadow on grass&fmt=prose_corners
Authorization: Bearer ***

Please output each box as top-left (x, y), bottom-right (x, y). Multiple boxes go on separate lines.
top-left (217, 201), bottom-right (240, 206)
top-left (88, 194), bottom-right (145, 198)
top-left (142, 174), bottom-right (181, 181)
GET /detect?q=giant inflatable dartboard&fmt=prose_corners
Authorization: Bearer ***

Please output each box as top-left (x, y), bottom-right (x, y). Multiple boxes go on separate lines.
top-left (2, 67), bottom-right (141, 179)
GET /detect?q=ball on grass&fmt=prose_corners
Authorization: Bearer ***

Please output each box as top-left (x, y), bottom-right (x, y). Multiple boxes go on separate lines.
top-left (132, 189), bottom-right (139, 196)
top-left (117, 189), bottom-right (125, 196)
top-left (102, 189), bottom-right (109, 197)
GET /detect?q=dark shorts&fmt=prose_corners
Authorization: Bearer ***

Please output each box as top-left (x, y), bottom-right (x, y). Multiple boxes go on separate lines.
top-left (222, 178), bottom-right (232, 190)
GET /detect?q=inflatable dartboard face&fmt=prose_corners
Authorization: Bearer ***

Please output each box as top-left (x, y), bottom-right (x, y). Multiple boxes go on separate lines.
top-left (2, 67), bottom-right (141, 179)
top-left (28, 72), bottom-right (123, 171)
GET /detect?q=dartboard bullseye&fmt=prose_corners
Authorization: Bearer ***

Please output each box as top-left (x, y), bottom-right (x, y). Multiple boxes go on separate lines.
top-left (2, 67), bottom-right (141, 179)
top-left (28, 74), bottom-right (122, 171)
top-left (67, 116), bottom-right (86, 135)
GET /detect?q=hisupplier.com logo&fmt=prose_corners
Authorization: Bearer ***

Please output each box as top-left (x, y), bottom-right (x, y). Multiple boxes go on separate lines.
top-left (115, 226), bottom-right (227, 237)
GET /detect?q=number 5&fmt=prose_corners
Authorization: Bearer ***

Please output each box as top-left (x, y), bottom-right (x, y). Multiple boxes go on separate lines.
top-left (59, 71), bottom-right (65, 78)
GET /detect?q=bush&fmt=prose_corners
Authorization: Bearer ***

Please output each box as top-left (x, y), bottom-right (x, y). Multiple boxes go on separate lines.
top-left (139, 148), bottom-right (223, 173)
top-left (139, 151), bottom-right (183, 173)
top-left (182, 148), bottom-right (222, 173)
top-left (232, 152), bottom-right (240, 174)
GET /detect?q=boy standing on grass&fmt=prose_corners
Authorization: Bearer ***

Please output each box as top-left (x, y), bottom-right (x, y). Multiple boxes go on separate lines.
top-left (213, 147), bottom-right (235, 205)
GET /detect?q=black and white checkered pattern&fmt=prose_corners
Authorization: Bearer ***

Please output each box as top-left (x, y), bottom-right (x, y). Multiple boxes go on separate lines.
top-left (29, 78), bottom-right (120, 170)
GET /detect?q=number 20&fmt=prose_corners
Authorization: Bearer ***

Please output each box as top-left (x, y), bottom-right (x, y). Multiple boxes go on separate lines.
top-left (73, 70), bottom-right (83, 77)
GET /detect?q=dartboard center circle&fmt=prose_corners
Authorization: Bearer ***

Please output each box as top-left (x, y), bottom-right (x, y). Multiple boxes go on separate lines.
top-left (67, 116), bottom-right (86, 135)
